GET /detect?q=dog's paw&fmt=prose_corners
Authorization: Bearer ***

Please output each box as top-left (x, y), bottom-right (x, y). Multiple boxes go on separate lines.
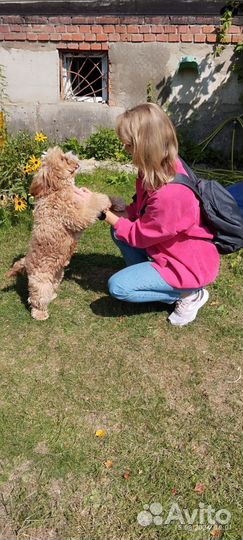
top-left (109, 196), bottom-right (126, 213)
top-left (31, 308), bottom-right (49, 321)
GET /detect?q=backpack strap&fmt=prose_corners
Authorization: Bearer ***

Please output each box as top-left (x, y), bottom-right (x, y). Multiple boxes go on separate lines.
top-left (171, 158), bottom-right (203, 202)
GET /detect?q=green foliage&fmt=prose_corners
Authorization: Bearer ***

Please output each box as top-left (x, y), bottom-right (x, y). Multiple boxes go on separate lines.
top-left (105, 171), bottom-right (132, 186)
top-left (0, 131), bottom-right (49, 223)
top-left (84, 127), bottom-right (129, 161)
top-left (0, 131), bottom-right (48, 194)
top-left (61, 137), bottom-right (86, 158)
top-left (227, 249), bottom-right (243, 275)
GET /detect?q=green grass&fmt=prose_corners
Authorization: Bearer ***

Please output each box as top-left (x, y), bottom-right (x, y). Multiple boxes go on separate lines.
top-left (0, 170), bottom-right (242, 540)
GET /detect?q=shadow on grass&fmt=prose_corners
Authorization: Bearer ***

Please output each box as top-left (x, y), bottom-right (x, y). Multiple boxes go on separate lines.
top-left (2, 254), bottom-right (30, 311)
top-left (3, 252), bottom-right (171, 318)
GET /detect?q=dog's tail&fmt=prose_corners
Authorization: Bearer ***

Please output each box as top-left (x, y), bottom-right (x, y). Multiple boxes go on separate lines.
top-left (7, 257), bottom-right (26, 278)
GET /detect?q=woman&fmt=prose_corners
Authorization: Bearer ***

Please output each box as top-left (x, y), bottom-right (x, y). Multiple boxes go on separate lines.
top-left (79, 104), bottom-right (220, 326)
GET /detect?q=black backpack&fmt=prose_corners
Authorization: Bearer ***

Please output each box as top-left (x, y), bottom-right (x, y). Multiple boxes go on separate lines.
top-left (171, 159), bottom-right (243, 254)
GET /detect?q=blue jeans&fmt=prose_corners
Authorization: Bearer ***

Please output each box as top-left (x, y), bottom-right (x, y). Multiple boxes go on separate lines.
top-left (108, 229), bottom-right (199, 304)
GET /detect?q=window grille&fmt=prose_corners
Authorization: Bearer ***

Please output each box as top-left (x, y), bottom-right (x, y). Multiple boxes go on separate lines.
top-left (61, 53), bottom-right (108, 103)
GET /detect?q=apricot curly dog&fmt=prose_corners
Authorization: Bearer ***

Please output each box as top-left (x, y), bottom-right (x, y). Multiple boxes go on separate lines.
top-left (7, 146), bottom-right (111, 320)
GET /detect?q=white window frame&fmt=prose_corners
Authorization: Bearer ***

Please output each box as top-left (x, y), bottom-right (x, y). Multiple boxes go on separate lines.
top-left (62, 52), bottom-right (108, 103)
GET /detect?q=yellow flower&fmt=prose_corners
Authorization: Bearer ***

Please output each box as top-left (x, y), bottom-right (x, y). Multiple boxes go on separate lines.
top-left (35, 132), bottom-right (48, 142)
top-left (95, 429), bottom-right (107, 438)
top-left (29, 156), bottom-right (41, 170)
top-left (0, 193), bottom-right (8, 207)
top-left (23, 164), bottom-right (34, 174)
top-left (14, 196), bottom-right (27, 212)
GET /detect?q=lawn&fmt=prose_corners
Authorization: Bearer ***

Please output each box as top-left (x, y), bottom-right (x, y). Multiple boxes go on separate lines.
top-left (0, 169), bottom-right (242, 540)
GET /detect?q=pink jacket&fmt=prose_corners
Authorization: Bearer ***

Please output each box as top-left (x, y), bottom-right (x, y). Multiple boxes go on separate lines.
top-left (114, 159), bottom-right (220, 289)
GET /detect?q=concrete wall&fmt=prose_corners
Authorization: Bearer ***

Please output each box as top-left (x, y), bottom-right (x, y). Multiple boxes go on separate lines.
top-left (0, 40), bottom-right (241, 146)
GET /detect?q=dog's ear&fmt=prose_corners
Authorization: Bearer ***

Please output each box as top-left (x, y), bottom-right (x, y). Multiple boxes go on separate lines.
top-left (29, 168), bottom-right (49, 198)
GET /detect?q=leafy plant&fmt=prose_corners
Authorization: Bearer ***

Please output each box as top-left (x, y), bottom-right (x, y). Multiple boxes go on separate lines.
top-left (84, 127), bottom-right (129, 161)
top-left (61, 137), bottom-right (86, 158)
top-left (105, 171), bottom-right (132, 186)
top-left (0, 131), bottom-right (49, 223)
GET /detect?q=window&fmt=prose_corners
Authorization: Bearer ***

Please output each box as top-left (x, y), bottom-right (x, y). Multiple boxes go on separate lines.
top-left (61, 53), bottom-right (108, 103)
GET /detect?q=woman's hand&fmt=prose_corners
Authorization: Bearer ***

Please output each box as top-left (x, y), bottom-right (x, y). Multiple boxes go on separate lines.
top-left (104, 210), bottom-right (119, 227)
top-left (73, 186), bottom-right (93, 201)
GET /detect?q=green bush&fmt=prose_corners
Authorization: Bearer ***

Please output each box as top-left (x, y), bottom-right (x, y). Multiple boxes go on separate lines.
top-left (84, 127), bottom-right (130, 161)
top-left (0, 131), bottom-right (49, 224)
top-left (61, 137), bottom-right (86, 158)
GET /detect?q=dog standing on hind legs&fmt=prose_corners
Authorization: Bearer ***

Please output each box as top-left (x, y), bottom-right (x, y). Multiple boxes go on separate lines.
top-left (7, 147), bottom-right (111, 320)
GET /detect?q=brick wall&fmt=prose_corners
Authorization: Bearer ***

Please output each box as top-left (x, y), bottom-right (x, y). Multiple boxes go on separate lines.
top-left (0, 15), bottom-right (242, 47)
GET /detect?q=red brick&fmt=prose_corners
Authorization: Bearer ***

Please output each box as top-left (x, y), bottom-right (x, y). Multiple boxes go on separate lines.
top-left (101, 43), bottom-right (109, 50)
top-left (95, 16), bottom-right (119, 24)
top-left (61, 34), bottom-right (74, 41)
top-left (231, 35), bottom-right (243, 43)
top-left (37, 34), bottom-right (49, 40)
top-left (180, 34), bottom-right (193, 42)
top-left (108, 33), bottom-right (120, 41)
top-left (202, 25), bottom-right (215, 34)
top-left (189, 26), bottom-right (202, 34)
top-left (229, 25), bottom-right (241, 33)
top-left (84, 33), bottom-right (96, 41)
top-left (66, 25), bottom-right (79, 32)
top-left (131, 34), bottom-right (143, 42)
top-left (9, 24), bottom-right (24, 31)
top-left (120, 17), bottom-right (141, 24)
top-left (96, 33), bottom-right (108, 42)
top-left (32, 24), bottom-right (43, 31)
top-left (42, 25), bottom-right (55, 33)
top-left (4, 32), bottom-right (26, 40)
top-left (52, 16), bottom-right (72, 24)
top-left (26, 33), bottom-right (38, 41)
top-left (91, 25), bottom-right (103, 33)
top-left (78, 25), bottom-right (91, 33)
top-left (156, 34), bottom-right (168, 41)
top-left (55, 25), bottom-right (66, 32)
top-left (115, 25), bottom-right (127, 33)
top-left (145, 16), bottom-right (169, 24)
top-left (0, 25), bottom-right (9, 32)
top-left (104, 24), bottom-right (115, 33)
top-left (120, 34), bottom-right (129, 42)
top-left (127, 25), bottom-right (139, 33)
top-left (151, 25), bottom-right (164, 33)
top-left (168, 34), bottom-right (179, 42)
top-left (194, 34), bottom-right (206, 43)
top-left (78, 43), bottom-right (91, 50)
top-left (144, 34), bottom-right (155, 41)
top-left (72, 17), bottom-right (89, 24)
top-left (67, 43), bottom-right (79, 49)
top-left (70, 33), bottom-right (85, 41)
top-left (27, 16), bottom-right (48, 23)
top-left (139, 25), bottom-right (151, 33)
top-left (0, 34), bottom-right (4, 41)
top-left (50, 34), bottom-right (62, 41)
top-left (178, 25), bottom-right (189, 33)
top-left (91, 43), bottom-right (102, 50)
top-left (164, 25), bottom-right (177, 33)
top-left (2, 16), bottom-right (23, 24)
top-left (206, 34), bottom-right (217, 43)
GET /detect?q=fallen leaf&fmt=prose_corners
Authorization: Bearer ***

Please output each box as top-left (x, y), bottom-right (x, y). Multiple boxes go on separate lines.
top-left (210, 525), bottom-right (223, 539)
top-left (123, 472), bottom-right (131, 480)
top-left (104, 460), bottom-right (113, 469)
top-left (194, 482), bottom-right (206, 494)
top-left (95, 429), bottom-right (107, 438)
top-left (171, 488), bottom-right (177, 496)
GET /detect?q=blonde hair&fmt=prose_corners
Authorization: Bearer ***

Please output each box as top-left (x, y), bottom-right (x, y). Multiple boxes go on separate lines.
top-left (116, 103), bottom-right (178, 191)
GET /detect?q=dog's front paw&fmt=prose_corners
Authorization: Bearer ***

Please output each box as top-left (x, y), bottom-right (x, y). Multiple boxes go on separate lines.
top-left (31, 308), bottom-right (49, 321)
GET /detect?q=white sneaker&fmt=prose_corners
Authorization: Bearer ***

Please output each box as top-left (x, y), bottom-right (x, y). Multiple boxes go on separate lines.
top-left (168, 289), bottom-right (209, 326)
